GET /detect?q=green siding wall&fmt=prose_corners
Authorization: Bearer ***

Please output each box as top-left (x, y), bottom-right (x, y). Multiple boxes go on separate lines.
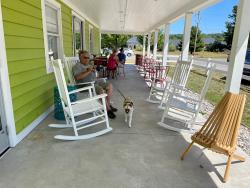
top-left (1, 0), bottom-right (100, 134)
top-left (93, 27), bottom-right (100, 54)
top-left (1, 0), bottom-right (54, 133)
top-left (59, 0), bottom-right (73, 56)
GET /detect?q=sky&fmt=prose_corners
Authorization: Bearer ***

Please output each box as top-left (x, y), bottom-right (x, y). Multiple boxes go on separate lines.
top-left (170, 0), bottom-right (238, 34)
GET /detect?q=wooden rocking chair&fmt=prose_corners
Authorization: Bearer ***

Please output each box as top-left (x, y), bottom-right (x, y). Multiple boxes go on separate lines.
top-left (49, 59), bottom-right (112, 140)
top-left (181, 92), bottom-right (246, 182)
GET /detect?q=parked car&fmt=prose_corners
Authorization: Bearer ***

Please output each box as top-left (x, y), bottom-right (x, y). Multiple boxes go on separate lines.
top-left (124, 48), bottom-right (134, 57)
top-left (101, 48), bottom-right (112, 56)
top-left (242, 50), bottom-right (250, 81)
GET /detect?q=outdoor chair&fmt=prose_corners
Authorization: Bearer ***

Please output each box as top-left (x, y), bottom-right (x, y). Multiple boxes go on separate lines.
top-left (158, 59), bottom-right (193, 109)
top-left (151, 64), bottom-right (170, 87)
top-left (137, 56), bottom-right (146, 73)
top-left (180, 92), bottom-right (246, 182)
top-left (146, 64), bottom-right (171, 103)
top-left (48, 59), bottom-right (112, 140)
top-left (146, 59), bottom-right (192, 105)
top-left (158, 63), bottom-right (216, 133)
top-left (64, 56), bottom-right (107, 95)
top-left (144, 58), bottom-right (157, 81)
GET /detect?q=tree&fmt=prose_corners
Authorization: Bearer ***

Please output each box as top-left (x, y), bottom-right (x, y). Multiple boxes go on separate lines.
top-left (224, 6), bottom-right (237, 49)
top-left (177, 26), bottom-right (204, 53)
top-left (206, 40), bottom-right (226, 52)
top-left (101, 34), bottom-right (131, 49)
top-left (190, 26), bottom-right (204, 53)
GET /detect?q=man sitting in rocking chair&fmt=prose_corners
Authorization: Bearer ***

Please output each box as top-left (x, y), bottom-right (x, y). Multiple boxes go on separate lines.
top-left (73, 50), bottom-right (117, 119)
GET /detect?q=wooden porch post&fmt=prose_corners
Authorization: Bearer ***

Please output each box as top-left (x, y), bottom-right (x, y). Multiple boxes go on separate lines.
top-left (225, 0), bottom-right (250, 93)
top-left (147, 32), bottom-right (151, 57)
top-left (153, 29), bottom-right (158, 59)
top-left (142, 34), bottom-right (146, 57)
top-left (163, 24), bottom-right (170, 65)
top-left (181, 12), bottom-right (192, 61)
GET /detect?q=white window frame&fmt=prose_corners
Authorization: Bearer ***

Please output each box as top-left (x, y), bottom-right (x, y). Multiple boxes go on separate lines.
top-left (41, 0), bottom-right (64, 73)
top-left (72, 11), bottom-right (85, 56)
top-left (89, 25), bottom-right (94, 54)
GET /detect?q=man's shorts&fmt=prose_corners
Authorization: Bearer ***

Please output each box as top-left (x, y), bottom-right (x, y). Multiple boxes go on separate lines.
top-left (95, 80), bottom-right (110, 94)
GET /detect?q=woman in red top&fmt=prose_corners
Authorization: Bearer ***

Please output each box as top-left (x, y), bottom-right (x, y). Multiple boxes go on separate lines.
top-left (107, 48), bottom-right (119, 79)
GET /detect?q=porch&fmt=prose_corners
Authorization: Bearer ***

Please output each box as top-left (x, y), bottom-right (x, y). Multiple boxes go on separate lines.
top-left (0, 65), bottom-right (250, 188)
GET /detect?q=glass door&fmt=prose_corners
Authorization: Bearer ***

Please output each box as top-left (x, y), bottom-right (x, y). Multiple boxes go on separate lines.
top-left (0, 64), bottom-right (9, 155)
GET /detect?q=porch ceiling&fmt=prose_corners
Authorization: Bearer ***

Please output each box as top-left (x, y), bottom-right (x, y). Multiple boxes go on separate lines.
top-left (63, 0), bottom-right (221, 34)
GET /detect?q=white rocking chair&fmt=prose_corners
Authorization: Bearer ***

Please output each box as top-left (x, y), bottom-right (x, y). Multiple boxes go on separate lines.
top-left (158, 63), bottom-right (216, 133)
top-left (49, 59), bottom-right (112, 140)
top-left (158, 59), bottom-right (193, 109)
top-left (147, 59), bottom-right (193, 106)
top-left (146, 64), bottom-right (171, 103)
top-left (64, 57), bottom-right (107, 95)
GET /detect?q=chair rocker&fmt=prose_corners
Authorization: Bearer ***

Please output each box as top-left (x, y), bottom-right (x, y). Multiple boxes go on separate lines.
top-left (48, 59), bottom-right (112, 140)
top-left (158, 63), bottom-right (215, 133)
top-left (180, 92), bottom-right (246, 182)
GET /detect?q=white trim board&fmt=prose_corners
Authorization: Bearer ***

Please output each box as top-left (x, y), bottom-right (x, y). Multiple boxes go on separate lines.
top-left (16, 105), bottom-right (54, 145)
top-left (41, 0), bottom-right (64, 73)
top-left (0, 0), bottom-right (17, 147)
top-left (72, 11), bottom-right (86, 53)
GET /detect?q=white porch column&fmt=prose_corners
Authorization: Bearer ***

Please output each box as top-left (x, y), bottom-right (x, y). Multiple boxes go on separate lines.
top-left (181, 12), bottom-right (192, 61)
top-left (147, 32), bottom-right (151, 57)
top-left (153, 30), bottom-right (159, 59)
top-left (142, 34), bottom-right (146, 57)
top-left (225, 0), bottom-right (250, 93)
top-left (163, 24), bottom-right (170, 65)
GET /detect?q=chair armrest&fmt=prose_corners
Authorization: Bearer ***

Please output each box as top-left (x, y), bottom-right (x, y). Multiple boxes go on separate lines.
top-left (68, 86), bottom-right (94, 94)
top-left (71, 93), bottom-right (107, 105)
top-left (67, 81), bottom-right (95, 87)
top-left (95, 77), bottom-right (107, 83)
top-left (170, 83), bottom-right (185, 91)
top-left (76, 81), bottom-right (95, 85)
top-left (173, 93), bottom-right (202, 103)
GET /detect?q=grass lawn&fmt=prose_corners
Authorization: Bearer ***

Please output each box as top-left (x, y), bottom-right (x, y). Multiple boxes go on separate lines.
top-left (130, 53), bottom-right (249, 127)
top-left (166, 66), bottom-right (250, 127)
top-left (186, 68), bottom-right (250, 128)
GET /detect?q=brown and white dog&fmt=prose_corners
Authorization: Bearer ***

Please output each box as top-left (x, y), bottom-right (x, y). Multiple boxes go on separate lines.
top-left (123, 97), bottom-right (134, 128)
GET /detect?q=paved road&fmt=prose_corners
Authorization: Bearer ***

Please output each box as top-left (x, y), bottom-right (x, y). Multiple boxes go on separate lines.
top-left (167, 55), bottom-right (228, 74)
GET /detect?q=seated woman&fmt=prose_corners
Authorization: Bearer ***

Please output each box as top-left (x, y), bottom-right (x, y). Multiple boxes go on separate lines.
top-left (107, 48), bottom-right (119, 79)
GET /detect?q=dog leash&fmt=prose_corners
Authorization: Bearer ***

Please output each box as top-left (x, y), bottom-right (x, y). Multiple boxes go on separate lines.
top-left (113, 84), bottom-right (126, 99)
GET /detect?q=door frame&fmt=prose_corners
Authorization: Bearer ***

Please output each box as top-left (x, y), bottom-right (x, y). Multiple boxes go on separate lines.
top-left (0, 1), bottom-right (17, 147)
top-left (0, 81), bottom-right (9, 154)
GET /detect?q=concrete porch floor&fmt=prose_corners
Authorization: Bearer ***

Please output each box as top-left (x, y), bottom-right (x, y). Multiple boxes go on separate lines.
top-left (1, 65), bottom-right (250, 188)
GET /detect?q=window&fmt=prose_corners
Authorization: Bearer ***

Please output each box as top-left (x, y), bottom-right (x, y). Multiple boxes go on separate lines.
top-left (89, 26), bottom-right (94, 54)
top-left (42, 0), bottom-right (63, 73)
top-left (72, 15), bottom-right (84, 56)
